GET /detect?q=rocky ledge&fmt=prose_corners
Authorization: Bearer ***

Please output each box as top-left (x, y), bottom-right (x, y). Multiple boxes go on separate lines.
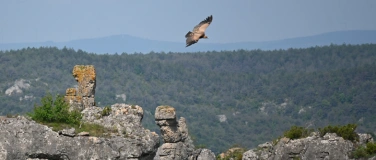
top-left (0, 104), bottom-right (216, 160)
top-left (242, 132), bottom-right (375, 160)
top-left (0, 115), bottom-right (158, 160)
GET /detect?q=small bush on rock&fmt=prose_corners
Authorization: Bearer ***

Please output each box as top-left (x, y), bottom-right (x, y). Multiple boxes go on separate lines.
top-left (284, 126), bottom-right (313, 140)
top-left (318, 124), bottom-right (359, 141)
top-left (101, 106), bottom-right (112, 116)
top-left (352, 142), bottom-right (376, 158)
top-left (366, 142), bottom-right (376, 156)
top-left (27, 93), bottom-right (82, 125)
top-left (27, 93), bottom-right (119, 137)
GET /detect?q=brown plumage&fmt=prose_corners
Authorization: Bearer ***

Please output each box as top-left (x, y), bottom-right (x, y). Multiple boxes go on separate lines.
top-left (185, 15), bottom-right (213, 47)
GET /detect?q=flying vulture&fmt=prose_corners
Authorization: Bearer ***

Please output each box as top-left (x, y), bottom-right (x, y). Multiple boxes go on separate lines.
top-left (185, 15), bottom-right (213, 47)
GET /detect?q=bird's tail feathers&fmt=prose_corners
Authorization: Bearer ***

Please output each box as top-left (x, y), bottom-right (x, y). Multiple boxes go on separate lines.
top-left (185, 31), bottom-right (193, 38)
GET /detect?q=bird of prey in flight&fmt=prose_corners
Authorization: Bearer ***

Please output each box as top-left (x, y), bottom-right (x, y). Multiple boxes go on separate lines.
top-left (185, 15), bottom-right (213, 47)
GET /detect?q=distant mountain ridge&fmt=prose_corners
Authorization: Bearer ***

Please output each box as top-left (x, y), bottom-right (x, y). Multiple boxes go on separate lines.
top-left (1, 30), bottom-right (376, 54)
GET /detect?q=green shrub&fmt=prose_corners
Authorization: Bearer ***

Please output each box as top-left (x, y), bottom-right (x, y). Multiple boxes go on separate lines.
top-left (27, 93), bottom-right (82, 125)
top-left (366, 142), bottom-right (376, 156)
top-left (26, 93), bottom-right (120, 137)
top-left (352, 146), bottom-right (368, 159)
top-left (318, 124), bottom-right (359, 141)
top-left (101, 106), bottom-right (112, 116)
top-left (352, 142), bottom-right (376, 158)
top-left (284, 126), bottom-right (313, 140)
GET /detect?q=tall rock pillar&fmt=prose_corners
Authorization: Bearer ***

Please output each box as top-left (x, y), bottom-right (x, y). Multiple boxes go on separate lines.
top-left (154, 105), bottom-right (195, 160)
top-left (154, 105), bottom-right (216, 160)
top-left (65, 65), bottom-right (96, 111)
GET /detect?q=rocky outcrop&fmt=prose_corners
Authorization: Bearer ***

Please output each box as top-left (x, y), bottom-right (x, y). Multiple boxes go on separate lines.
top-left (0, 104), bottom-right (218, 160)
top-left (81, 103), bottom-right (160, 157)
top-left (0, 65), bottom-right (159, 160)
top-left (65, 65), bottom-right (96, 111)
top-left (0, 105), bottom-right (159, 160)
top-left (0, 65), bottom-right (219, 160)
top-left (154, 105), bottom-right (216, 160)
top-left (0, 116), bottom-right (157, 160)
top-left (242, 132), bottom-right (375, 160)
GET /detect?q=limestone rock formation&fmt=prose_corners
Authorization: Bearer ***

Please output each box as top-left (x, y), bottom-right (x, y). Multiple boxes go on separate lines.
top-left (64, 87), bottom-right (82, 111)
top-left (0, 116), bottom-right (158, 160)
top-left (0, 65), bottom-right (161, 160)
top-left (65, 65), bottom-right (96, 111)
top-left (188, 149), bottom-right (216, 160)
top-left (154, 105), bottom-right (216, 160)
top-left (0, 104), bottom-right (216, 160)
top-left (0, 103), bottom-right (160, 160)
top-left (81, 103), bottom-right (160, 147)
top-left (242, 132), bottom-right (375, 160)
top-left (0, 64), bottom-right (220, 159)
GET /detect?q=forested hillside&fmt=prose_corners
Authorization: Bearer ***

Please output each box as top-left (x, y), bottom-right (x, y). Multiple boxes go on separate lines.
top-left (1, 44), bottom-right (376, 153)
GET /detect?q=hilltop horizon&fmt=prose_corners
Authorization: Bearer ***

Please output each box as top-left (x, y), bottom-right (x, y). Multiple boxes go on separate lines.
top-left (1, 30), bottom-right (376, 54)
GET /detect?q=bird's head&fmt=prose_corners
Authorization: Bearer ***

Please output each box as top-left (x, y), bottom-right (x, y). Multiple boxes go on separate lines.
top-left (203, 35), bottom-right (209, 39)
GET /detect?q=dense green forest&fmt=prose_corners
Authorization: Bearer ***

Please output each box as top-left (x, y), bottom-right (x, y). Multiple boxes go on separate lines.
top-left (0, 44), bottom-right (376, 153)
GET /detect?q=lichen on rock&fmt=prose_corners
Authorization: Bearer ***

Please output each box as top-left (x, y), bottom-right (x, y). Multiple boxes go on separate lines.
top-left (65, 65), bottom-right (96, 111)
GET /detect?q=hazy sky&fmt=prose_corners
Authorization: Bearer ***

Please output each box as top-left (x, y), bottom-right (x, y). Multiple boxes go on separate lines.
top-left (1, 0), bottom-right (376, 43)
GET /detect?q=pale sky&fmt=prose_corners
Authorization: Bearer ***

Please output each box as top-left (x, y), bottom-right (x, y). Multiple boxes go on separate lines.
top-left (1, 0), bottom-right (376, 44)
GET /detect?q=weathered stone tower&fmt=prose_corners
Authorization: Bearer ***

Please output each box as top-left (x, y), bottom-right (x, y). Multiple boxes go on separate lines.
top-left (64, 65), bottom-right (96, 111)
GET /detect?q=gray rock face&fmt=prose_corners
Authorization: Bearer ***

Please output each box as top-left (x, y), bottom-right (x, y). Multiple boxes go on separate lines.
top-left (242, 133), bottom-right (375, 160)
top-left (358, 133), bottom-right (374, 145)
top-left (188, 148), bottom-right (216, 160)
top-left (58, 128), bottom-right (76, 137)
top-left (0, 116), bottom-right (118, 160)
top-left (243, 150), bottom-right (259, 160)
top-left (154, 106), bottom-right (195, 160)
top-left (0, 104), bottom-right (160, 160)
top-left (82, 104), bottom-right (146, 134)
top-left (154, 105), bottom-right (216, 160)
top-left (81, 103), bottom-right (160, 154)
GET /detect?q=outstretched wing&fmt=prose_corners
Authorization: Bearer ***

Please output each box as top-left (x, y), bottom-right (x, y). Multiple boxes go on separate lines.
top-left (192, 15), bottom-right (213, 34)
top-left (186, 32), bottom-right (200, 47)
